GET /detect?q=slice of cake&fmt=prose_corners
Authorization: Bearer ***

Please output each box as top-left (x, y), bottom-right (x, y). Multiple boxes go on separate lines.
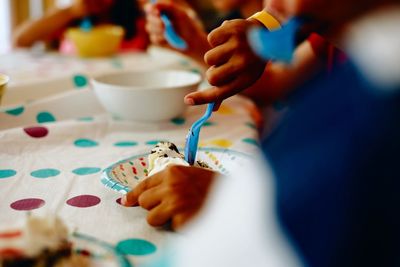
top-left (0, 215), bottom-right (88, 267)
top-left (147, 141), bottom-right (210, 176)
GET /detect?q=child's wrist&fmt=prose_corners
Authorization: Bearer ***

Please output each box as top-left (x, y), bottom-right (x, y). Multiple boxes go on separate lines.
top-left (248, 11), bottom-right (282, 31)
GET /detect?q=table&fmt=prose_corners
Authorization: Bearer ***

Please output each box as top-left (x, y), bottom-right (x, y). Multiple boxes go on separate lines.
top-left (0, 48), bottom-right (261, 266)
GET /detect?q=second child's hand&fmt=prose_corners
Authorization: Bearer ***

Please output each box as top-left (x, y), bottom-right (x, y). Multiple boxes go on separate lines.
top-left (184, 19), bottom-right (267, 107)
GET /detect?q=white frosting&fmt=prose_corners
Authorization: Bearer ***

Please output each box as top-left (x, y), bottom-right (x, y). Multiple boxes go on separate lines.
top-left (146, 141), bottom-right (211, 177)
top-left (147, 141), bottom-right (188, 177)
top-left (148, 149), bottom-right (184, 171)
top-left (148, 157), bottom-right (190, 177)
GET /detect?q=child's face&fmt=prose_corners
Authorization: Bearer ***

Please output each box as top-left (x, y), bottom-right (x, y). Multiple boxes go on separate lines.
top-left (211, 0), bottom-right (243, 12)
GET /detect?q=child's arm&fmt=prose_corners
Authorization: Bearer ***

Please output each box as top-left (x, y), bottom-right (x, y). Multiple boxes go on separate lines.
top-left (13, 0), bottom-right (112, 48)
top-left (13, 7), bottom-right (79, 48)
top-left (122, 165), bottom-right (217, 230)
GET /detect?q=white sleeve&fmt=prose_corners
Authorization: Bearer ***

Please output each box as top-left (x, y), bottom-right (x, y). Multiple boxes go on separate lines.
top-left (170, 152), bottom-right (303, 267)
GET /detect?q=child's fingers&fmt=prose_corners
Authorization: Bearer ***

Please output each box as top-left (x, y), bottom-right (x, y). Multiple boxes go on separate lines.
top-left (122, 175), bottom-right (163, 206)
top-left (213, 101), bottom-right (222, 111)
top-left (155, 2), bottom-right (186, 19)
top-left (137, 186), bottom-right (163, 210)
top-left (207, 21), bottom-right (234, 48)
top-left (144, 4), bottom-right (163, 30)
top-left (171, 211), bottom-right (197, 230)
top-left (146, 22), bottom-right (166, 44)
top-left (150, 35), bottom-right (168, 46)
top-left (206, 65), bottom-right (233, 87)
top-left (191, 75), bottom-right (252, 105)
top-left (145, 5), bottom-right (168, 45)
top-left (146, 202), bottom-right (173, 227)
top-left (204, 41), bottom-right (235, 67)
top-left (184, 83), bottom-right (241, 106)
top-left (206, 56), bottom-right (246, 87)
top-left (143, 2), bottom-right (155, 15)
top-left (185, 88), bottom-right (219, 106)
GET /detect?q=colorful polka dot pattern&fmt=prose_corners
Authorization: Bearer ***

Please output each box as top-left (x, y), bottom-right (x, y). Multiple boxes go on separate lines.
top-left (74, 138), bottom-right (99, 147)
top-left (5, 106), bottom-right (24, 116)
top-left (190, 68), bottom-right (201, 74)
top-left (203, 139), bottom-right (233, 148)
top-left (114, 141), bottom-right (138, 147)
top-left (0, 169), bottom-right (17, 179)
top-left (10, 198), bottom-right (45, 211)
top-left (242, 138), bottom-right (259, 146)
top-left (116, 197), bottom-right (134, 207)
top-left (179, 59), bottom-right (190, 66)
top-left (73, 74), bottom-right (88, 88)
top-left (216, 105), bottom-right (234, 115)
top-left (72, 167), bottom-right (101, 176)
top-left (24, 126), bottom-right (48, 138)
top-left (245, 122), bottom-right (257, 130)
top-left (116, 239), bottom-right (156, 256)
top-left (37, 111), bottom-right (56, 123)
top-left (203, 121), bottom-right (215, 127)
top-left (171, 117), bottom-right (185, 125)
top-left (145, 140), bottom-right (166, 146)
top-left (1, 81), bottom-right (257, 256)
top-left (77, 117), bottom-right (94, 121)
top-left (204, 151), bottom-right (227, 174)
top-left (66, 195), bottom-right (101, 208)
top-left (111, 57), bottom-right (123, 69)
top-left (31, 168), bottom-right (61, 178)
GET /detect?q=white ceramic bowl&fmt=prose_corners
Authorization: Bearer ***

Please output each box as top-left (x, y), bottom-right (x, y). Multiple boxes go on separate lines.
top-left (91, 70), bottom-right (202, 122)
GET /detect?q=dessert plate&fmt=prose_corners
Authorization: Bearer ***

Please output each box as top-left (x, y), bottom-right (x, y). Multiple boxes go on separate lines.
top-left (101, 148), bottom-right (252, 194)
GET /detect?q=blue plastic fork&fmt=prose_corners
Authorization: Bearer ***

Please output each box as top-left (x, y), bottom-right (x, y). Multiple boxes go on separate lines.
top-left (80, 17), bottom-right (93, 32)
top-left (151, 0), bottom-right (188, 50)
top-left (184, 102), bottom-right (215, 165)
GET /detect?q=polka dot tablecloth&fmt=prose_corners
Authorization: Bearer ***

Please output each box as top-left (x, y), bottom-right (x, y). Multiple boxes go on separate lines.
top-left (0, 49), bottom-right (261, 266)
top-left (0, 47), bottom-right (200, 107)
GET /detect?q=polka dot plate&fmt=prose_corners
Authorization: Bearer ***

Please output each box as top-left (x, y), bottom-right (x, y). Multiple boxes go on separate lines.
top-left (101, 148), bottom-right (252, 194)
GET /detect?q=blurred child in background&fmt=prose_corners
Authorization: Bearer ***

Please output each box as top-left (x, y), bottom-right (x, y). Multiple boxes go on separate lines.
top-left (13, 0), bottom-right (149, 52)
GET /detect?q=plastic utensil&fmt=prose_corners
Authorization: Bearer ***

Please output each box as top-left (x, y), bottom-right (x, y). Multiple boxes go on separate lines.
top-left (248, 17), bottom-right (303, 63)
top-left (184, 102), bottom-right (215, 165)
top-left (151, 0), bottom-right (187, 50)
top-left (80, 17), bottom-right (93, 32)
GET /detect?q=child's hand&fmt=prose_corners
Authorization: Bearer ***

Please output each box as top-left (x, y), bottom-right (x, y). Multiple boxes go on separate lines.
top-left (184, 19), bottom-right (267, 106)
top-left (70, 0), bottom-right (114, 18)
top-left (122, 165), bottom-right (217, 230)
top-left (144, 1), bottom-right (210, 64)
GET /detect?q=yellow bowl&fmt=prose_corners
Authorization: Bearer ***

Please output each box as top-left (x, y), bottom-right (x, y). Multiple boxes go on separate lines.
top-left (67, 25), bottom-right (125, 57)
top-left (0, 74), bottom-right (9, 105)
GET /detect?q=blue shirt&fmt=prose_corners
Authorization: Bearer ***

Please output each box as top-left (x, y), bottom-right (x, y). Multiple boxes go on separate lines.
top-left (263, 63), bottom-right (400, 267)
